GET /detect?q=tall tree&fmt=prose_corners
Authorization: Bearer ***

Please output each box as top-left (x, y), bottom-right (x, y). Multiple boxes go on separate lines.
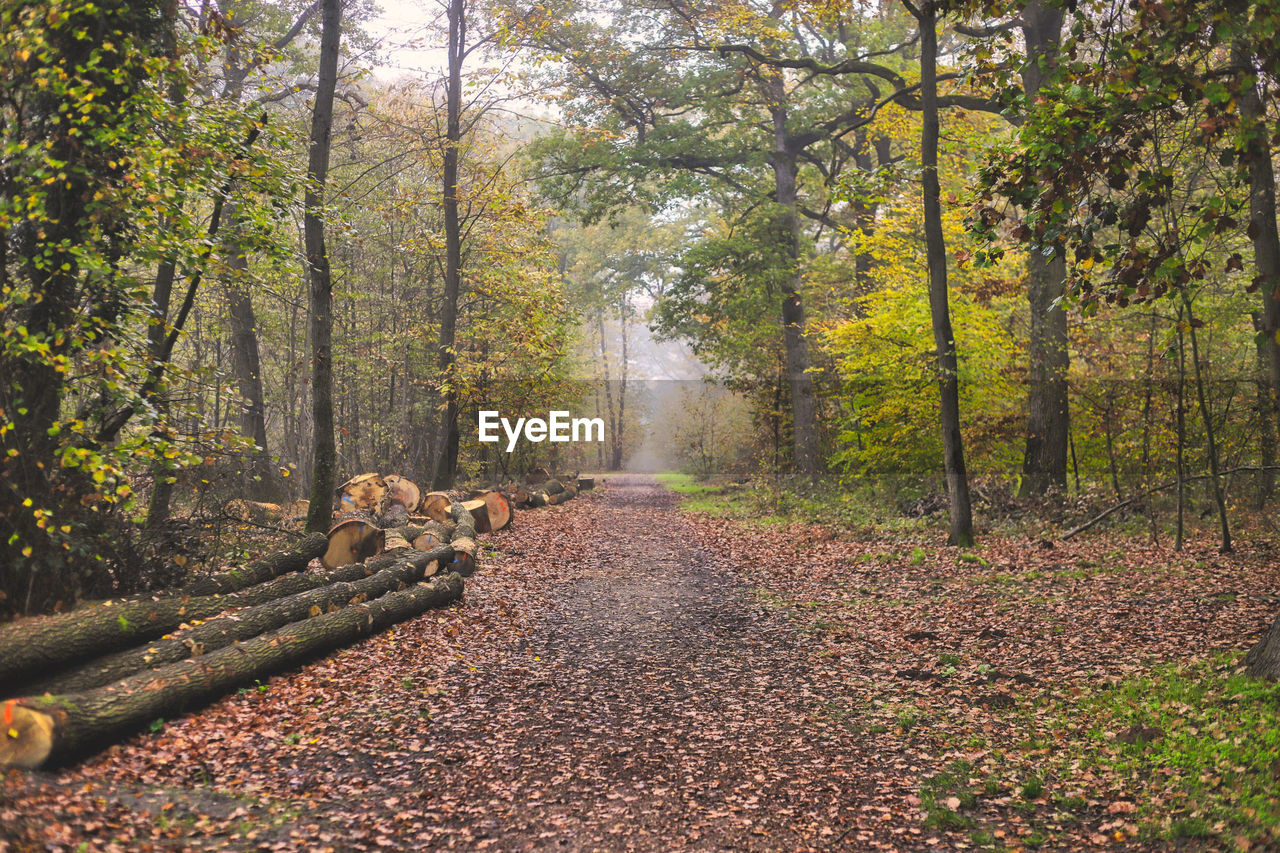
top-left (1012, 1), bottom-right (1069, 496)
top-left (303, 0), bottom-right (342, 532)
top-left (432, 0), bottom-right (466, 489)
top-left (914, 0), bottom-right (974, 545)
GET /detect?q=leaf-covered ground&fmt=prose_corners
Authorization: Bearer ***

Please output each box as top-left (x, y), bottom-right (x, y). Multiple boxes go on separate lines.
top-left (3, 475), bottom-right (1278, 851)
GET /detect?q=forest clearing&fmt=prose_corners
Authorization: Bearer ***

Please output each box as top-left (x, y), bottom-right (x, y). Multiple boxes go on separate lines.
top-left (5, 0), bottom-right (1280, 848)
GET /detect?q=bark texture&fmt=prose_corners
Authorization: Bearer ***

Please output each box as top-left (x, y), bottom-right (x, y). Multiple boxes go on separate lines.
top-left (1018, 0), bottom-right (1070, 497)
top-left (22, 547), bottom-right (451, 695)
top-left (0, 544), bottom-right (369, 688)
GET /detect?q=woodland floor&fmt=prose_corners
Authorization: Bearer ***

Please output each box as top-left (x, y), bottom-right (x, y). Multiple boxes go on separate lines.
top-left (3, 475), bottom-right (1280, 851)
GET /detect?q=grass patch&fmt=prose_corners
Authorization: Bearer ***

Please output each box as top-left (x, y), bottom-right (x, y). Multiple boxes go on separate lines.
top-left (920, 759), bottom-right (979, 831)
top-left (654, 471), bottom-right (934, 533)
top-left (1051, 652), bottom-right (1280, 848)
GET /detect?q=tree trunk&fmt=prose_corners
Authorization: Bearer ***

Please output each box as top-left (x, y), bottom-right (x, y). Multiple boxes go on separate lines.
top-left (1246, 611), bottom-right (1280, 679)
top-left (432, 0), bottom-right (466, 490)
top-left (22, 547), bottom-right (450, 696)
top-left (1236, 43), bottom-right (1280, 506)
top-left (180, 532), bottom-right (327, 598)
top-left (1018, 0), bottom-right (1069, 497)
top-left (1254, 313), bottom-right (1276, 507)
top-left (920, 1), bottom-right (975, 546)
top-left (768, 105), bottom-right (820, 477)
top-left (0, 574), bottom-right (463, 770)
top-left (303, 0), bottom-right (342, 533)
top-left (223, 200), bottom-right (280, 501)
top-left (1175, 306), bottom-right (1187, 552)
top-left (0, 536), bottom-right (347, 688)
top-left (1182, 295), bottom-right (1232, 552)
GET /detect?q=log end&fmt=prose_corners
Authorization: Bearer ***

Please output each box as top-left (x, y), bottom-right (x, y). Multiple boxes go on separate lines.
top-left (0, 701), bottom-right (55, 770)
top-left (420, 492), bottom-right (452, 522)
top-left (322, 520), bottom-right (386, 569)
top-left (412, 531), bottom-right (443, 551)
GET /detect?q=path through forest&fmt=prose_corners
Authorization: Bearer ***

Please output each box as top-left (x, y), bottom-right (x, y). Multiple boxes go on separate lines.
top-left (2, 476), bottom-right (914, 851)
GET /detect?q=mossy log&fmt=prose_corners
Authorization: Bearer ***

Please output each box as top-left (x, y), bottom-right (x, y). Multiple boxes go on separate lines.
top-left (0, 552), bottom-right (395, 689)
top-left (447, 502), bottom-right (478, 576)
top-left (21, 547), bottom-right (452, 696)
top-left (0, 573), bottom-right (464, 770)
top-left (542, 478), bottom-right (565, 496)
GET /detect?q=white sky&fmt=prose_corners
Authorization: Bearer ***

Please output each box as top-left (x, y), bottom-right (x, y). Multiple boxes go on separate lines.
top-left (363, 0), bottom-right (448, 79)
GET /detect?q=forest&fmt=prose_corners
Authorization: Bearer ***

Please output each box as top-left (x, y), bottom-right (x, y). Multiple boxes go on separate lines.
top-left (3, 0), bottom-right (1280, 848)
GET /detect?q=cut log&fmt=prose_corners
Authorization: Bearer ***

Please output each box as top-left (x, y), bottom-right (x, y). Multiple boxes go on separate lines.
top-left (450, 500), bottom-right (477, 541)
top-left (21, 548), bottom-right (451, 696)
top-left (546, 489), bottom-right (575, 506)
top-left (448, 502), bottom-right (478, 576)
top-left (0, 573), bottom-right (464, 769)
top-left (0, 552), bottom-right (394, 688)
top-left (512, 487), bottom-right (531, 508)
top-left (383, 475), bottom-right (421, 512)
top-left (336, 472), bottom-right (388, 515)
top-left (461, 498), bottom-right (492, 533)
top-left (449, 537), bottom-right (477, 577)
top-left (577, 477), bottom-right (595, 491)
top-left (542, 478), bottom-right (564, 496)
top-left (482, 491), bottom-right (512, 531)
top-left (525, 466), bottom-right (551, 486)
top-left (225, 499), bottom-right (284, 523)
top-left (420, 491), bottom-right (452, 522)
top-left (322, 518), bottom-right (386, 570)
top-left (412, 530), bottom-right (445, 551)
top-left (180, 533), bottom-right (327, 598)
top-left (379, 503), bottom-right (411, 529)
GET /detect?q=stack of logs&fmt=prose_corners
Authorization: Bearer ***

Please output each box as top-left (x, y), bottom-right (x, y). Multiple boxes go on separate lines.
top-left (507, 467), bottom-right (594, 510)
top-left (0, 467), bottom-right (596, 771)
top-left (323, 473), bottom-right (513, 573)
top-left (0, 498), bottom-right (481, 771)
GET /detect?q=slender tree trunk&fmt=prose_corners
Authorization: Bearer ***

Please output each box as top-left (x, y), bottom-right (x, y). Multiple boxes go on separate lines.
top-left (1254, 313), bottom-right (1276, 507)
top-left (1103, 383), bottom-right (1122, 500)
top-left (432, 0), bottom-right (465, 490)
top-left (223, 201), bottom-right (280, 500)
top-left (1181, 295), bottom-right (1232, 552)
top-left (919, 1), bottom-right (974, 546)
top-left (302, 0), bottom-right (342, 533)
top-left (613, 308), bottom-right (628, 470)
top-left (1175, 307), bottom-right (1187, 552)
top-left (1142, 313), bottom-right (1158, 540)
top-left (1018, 0), bottom-right (1069, 497)
top-left (144, 239), bottom-right (180, 528)
top-left (598, 308), bottom-right (618, 471)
